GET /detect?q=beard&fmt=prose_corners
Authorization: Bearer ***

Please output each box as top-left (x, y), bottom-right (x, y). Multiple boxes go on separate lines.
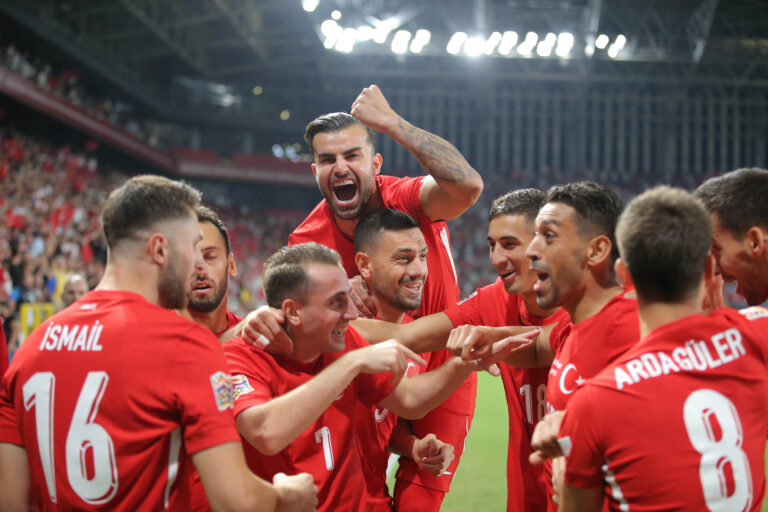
top-left (158, 252), bottom-right (189, 310)
top-left (373, 276), bottom-right (424, 313)
top-left (188, 277), bottom-right (228, 313)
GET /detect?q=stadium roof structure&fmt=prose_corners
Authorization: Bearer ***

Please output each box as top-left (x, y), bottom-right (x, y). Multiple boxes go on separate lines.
top-left (2, 0), bottom-right (768, 130)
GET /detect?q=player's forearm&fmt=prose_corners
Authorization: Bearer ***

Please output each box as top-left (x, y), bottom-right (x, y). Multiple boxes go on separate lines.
top-left (352, 313), bottom-right (453, 353)
top-left (351, 318), bottom-right (406, 345)
top-left (0, 443), bottom-right (28, 512)
top-left (388, 117), bottom-right (483, 210)
top-left (384, 357), bottom-right (472, 419)
top-left (387, 417), bottom-right (417, 458)
top-left (237, 357), bottom-right (361, 455)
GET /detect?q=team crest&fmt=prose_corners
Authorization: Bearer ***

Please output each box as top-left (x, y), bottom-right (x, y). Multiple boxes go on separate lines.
top-left (739, 306), bottom-right (768, 321)
top-left (209, 372), bottom-right (233, 411)
top-left (232, 374), bottom-right (255, 400)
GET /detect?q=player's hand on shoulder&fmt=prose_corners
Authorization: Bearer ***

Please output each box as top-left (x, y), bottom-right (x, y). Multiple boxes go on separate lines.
top-left (348, 340), bottom-right (426, 382)
top-left (238, 305), bottom-right (294, 354)
top-left (350, 85), bottom-right (399, 135)
top-left (273, 472), bottom-right (318, 512)
top-left (412, 433), bottom-right (455, 477)
top-left (348, 275), bottom-right (376, 318)
top-left (529, 411), bottom-right (565, 465)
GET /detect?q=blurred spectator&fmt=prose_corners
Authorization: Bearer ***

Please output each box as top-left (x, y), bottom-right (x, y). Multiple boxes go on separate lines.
top-left (59, 273), bottom-right (88, 310)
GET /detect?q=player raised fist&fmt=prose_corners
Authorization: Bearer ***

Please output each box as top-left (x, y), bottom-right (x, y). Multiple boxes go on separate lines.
top-left (273, 471), bottom-right (319, 512)
top-left (350, 85), bottom-right (400, 135)
top-left (411, 433), bottom-right (455, 477)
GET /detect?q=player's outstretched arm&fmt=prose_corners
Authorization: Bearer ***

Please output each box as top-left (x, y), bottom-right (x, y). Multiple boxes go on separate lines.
top-left (350, 84), bottom-right (483, 221)
top-left (0, 442), bottom-right (28, 512)
top-left (446, 324), bottom-right (554, 368)
top-left (380, 331), bottom-right (537, 419)
top-left (193, 441), bottom-right (317, 512)
top-left (351, 312), bottom-right (454, 353)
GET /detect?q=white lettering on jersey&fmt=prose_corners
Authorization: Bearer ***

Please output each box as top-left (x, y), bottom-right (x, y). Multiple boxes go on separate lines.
top-left (374, 408), bottom-right (389, 422)
top-left (614, 328), bottom-right (746, 390)
top-left (39, 321), bottom-right (104, 352)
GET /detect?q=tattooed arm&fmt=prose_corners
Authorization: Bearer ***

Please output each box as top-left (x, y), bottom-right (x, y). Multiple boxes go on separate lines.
top-left (351, 85), bottom-right (483, 221)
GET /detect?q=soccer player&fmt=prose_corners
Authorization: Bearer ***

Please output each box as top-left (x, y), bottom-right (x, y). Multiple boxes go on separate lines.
top-left (555, 186), bottom-right (768, 511)
top-left (352, 209), bottom-right (454, 511)
top-left (60, 273), bottom-right (89, 310)
top-left (288, 84), bottom-right (483, 509)
top-left (0, 175), bottom-right (316, 512)
top-left (695, 167), bottom-right (768, 306)
top-left (222, 243), bottom-right (531, 512)
top-left (450, 182), bottom-right (638, 510)
top-left (180, 206), bottom-right (242, 335)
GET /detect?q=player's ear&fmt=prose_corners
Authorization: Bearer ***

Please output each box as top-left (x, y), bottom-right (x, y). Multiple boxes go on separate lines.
top-left (586, 235), bottom-right (612, 267)
top-left (372, 153), bottom-right (382, 176)
top-left (746, 226), bottom-right (767, 256)
top-left (228, 252), bottom-right (238, 277)
top-left (282, 299), bottom-right (302, 326)
top-left (311, 162), bottom-right (318, 180)
top-left (148, 232), bottom-right (168, 266)
top-left (355, 252), bottom-right (372, 280)
top-left (614, 258), bottom-right (634, 290)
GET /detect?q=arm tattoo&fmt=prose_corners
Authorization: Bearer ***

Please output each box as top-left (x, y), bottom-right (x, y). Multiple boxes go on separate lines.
top-left (397, 117), bottom-right (476, 184)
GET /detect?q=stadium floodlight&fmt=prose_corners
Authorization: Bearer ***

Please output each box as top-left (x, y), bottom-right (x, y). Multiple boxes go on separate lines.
top-left (446, 31), bottom-right (468, 55)
top-left (321, 19), bottom-right (339, 37)
top-left (607, 44), bottom-right (620, 59)
top-left (252, 85), bottom-right (263, 95)
top-left (483, 32), bottom-right (502, 55)
top-left (335, 27), bottom-right (356, 52)
top-left (410, 29), bottom-right (430, 53)
top-left (498, 31), bottom-right (518, 55)
top-left (614, 34), bottom-right (627, 50)
top-left (357, 25), bottom-right (374, 41)
top-left (464, 37), bottom-right (484, 57)
top-left (391, 30), bottom-right (412, 54)
top-left (584, 45), bottom-right (595, 56)
top-left (517, 32), bottom-right (538, 56)
top-left (555, 32), bottom-right (574, 57)
top-left (595, 34), bottom-right (609, 49)
top-left (301, 0), bottom-right (318, 12)
top-left (536, 41), bottom-right (553, 57)
top-left (331, 10), bottom-right (342, 20)
top-left (280, 110), bottom-right (291, 121)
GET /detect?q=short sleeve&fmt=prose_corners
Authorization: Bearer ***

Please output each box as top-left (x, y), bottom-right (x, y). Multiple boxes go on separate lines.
top-left (168, 326), bottom-right (240, 455)
top-left (559, 387), bottom-right (606, 489)
top-left (223, 339), bottom-right (275, 416)
top-left (355, 371), bottom-right (395, 407)
top-left (443, 291), bottom-right (483, 327)
top-left (0, 371), bottom-right (20, 445)
top-left (380, 176), bottom-right (427, 223)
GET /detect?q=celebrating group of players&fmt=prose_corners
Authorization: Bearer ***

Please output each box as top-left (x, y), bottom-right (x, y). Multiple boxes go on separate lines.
top-left (0, 84), bottom-right (766, 511)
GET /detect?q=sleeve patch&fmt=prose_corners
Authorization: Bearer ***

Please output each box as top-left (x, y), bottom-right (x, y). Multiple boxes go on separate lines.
top-left (209, 371), bottom-right (233, 411)
top-left (739, 306), bottom-right (768, 321)
top-left (231, 374), bottom-right (255, 400)
top-left (558, 435), bottom-right (572, 457)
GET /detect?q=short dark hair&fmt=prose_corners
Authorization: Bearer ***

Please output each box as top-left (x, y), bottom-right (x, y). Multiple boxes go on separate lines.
top-left (617, 186), bottom-right (711, 303)
top-left (263, 243), bottom-right (341, 308)
top-left (489, 188), bottom-right (545, 222)
top-left (304, 112), bottom-right (376, 155)
top-left (101, 175), bottom-right (201, 249)
top-left (694, 167), bottom-right (768, 236)
top-left (196, 205), bottom-right (230, 255)
top-left (354, 209), bottom-right (420, 253)
top-left (545, 181), bottom-right (624, 264)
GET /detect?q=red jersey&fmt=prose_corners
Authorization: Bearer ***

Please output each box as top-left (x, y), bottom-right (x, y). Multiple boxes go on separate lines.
top-left (444, 279), bottom-right (570, 512)
top-left (546, 289), bottom-right (640, 412)
top-left (224, 326), bottom-right (395, 512)
top-left (0, 316), bottom-right (7, 376)
top-left (218, 310), bottom-right (243, 337)
top-left (355, 313), bottom-right (422, 512)
top-left (0, 290), bottom-right (240, 511)
top-left (560, 306), bottom-right (768, 511)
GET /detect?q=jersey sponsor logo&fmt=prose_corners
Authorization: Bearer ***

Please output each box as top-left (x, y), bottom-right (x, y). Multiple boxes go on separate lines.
top-left (374, 408), bottom-right (389, 422)
top-left (209, 371), bottom-right (233, 411)
top-left (455, 290), bottom-right (478, 306)
top-left (739, 306), bottom-right (768, 321)
top-left (613, 328), bottom-right (746, 390)
top-left (231, 374), bottom-right (254, 400)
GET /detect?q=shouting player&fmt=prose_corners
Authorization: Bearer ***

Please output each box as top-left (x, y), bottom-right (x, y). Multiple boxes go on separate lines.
top-left (0, 175), bottom-right (316, 511)
top-left (556, 186), bottom-right (768, 511)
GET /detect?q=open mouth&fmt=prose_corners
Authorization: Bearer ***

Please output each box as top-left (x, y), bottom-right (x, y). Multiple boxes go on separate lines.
top-left (331, 327), bottom-right (347, 338)
top-left (499, 269), bottom-right (517, 281)
top-left (401, 280), bottom-right (424, 295)
top-left (192, 281), bottom-right (213, 294)
top-left (332, 178), bottom-right (358, 203)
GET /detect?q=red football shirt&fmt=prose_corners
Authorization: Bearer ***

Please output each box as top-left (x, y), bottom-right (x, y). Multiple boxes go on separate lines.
top-left (444, 279), bottom-right (570, 512)
top-left (224, 326), bottom-right (395, 512)
top-left (560, 306), bottom-right (768, 511)
top-left (0, 317), bottom-right (7, 376)
top-left (0, 290), bottom-right (240, 511)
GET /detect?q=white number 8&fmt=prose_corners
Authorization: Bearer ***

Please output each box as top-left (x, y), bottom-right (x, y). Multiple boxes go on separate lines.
top-left (683, 389), bottom-right (752, 512)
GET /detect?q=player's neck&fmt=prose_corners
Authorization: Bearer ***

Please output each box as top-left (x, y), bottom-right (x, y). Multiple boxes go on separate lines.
top-left (566, 282), bottom-right (624, 324)
top-left (521, 290), bottom-right (558, 318)
top-left (373, 297), bottom-right (406, 323)
top-left (97, 259), bottom-right (161, 306)
top-left (182, 300), bottom-right (229, 335)
top-left (636, 295), bottom-right (702, 338)
top-left (333, 194), bottom-right (382, 238)
top-left (284, 326), bottom-right (324, 364)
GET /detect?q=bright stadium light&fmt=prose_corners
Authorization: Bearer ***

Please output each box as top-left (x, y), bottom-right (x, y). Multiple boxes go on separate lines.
top-left (536, 41), bottom-right (553, 57)
top-left (331, 9), bottom-right (342, 20)
top-left (446, 31), bottom-right (468, 55)
top-left (498, 31), bottom-right (518, 55)
top-left (607, 44), bottom-right (620, 58)
top-left (410, 29), bottom-right (431, 53)
top-left (335, 27), bottom-right (356, 52)
top-left (391, 30), bottom-right (412, 54)
top-left (301, 0), bottom-right (318, 12)
top-left (517, 32), bottom-right (538, 56)
top-left (595, 34), bottom-right (609, 49)
top-left (614, 34), bottom-right (627, 50)
top-left (555, 32), bottom-right (574, 57)
top-left (320, 19), bottom-right (340, 37)
top-left (357, 25), bottom-right (374, 41)
top-left (464, 37), bottom-right (484, 57)
top-left (483, 32), bottom-right (502, 55)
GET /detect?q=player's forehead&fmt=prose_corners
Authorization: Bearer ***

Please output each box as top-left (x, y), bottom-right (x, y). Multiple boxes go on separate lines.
top-left (536, 202), bottom-right (577, 230)
top-left (198, 221), bottom-right (226, 251)
top-left (488, 213), bottom-right (533, 240)
top-left (313, 124), bottom-right (370, 154)
top-left (378, 227), bottom-right (426, 253)
top-left (305, 262), bottom-right (349, 301)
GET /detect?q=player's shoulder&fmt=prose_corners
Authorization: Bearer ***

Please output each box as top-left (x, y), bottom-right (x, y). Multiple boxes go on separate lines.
top-left (290, 201), bottom-right (332, 239)
top-left (735, 305), bottom-right (768, 323)
top-left (345, 326), bottom-right (370, 351)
